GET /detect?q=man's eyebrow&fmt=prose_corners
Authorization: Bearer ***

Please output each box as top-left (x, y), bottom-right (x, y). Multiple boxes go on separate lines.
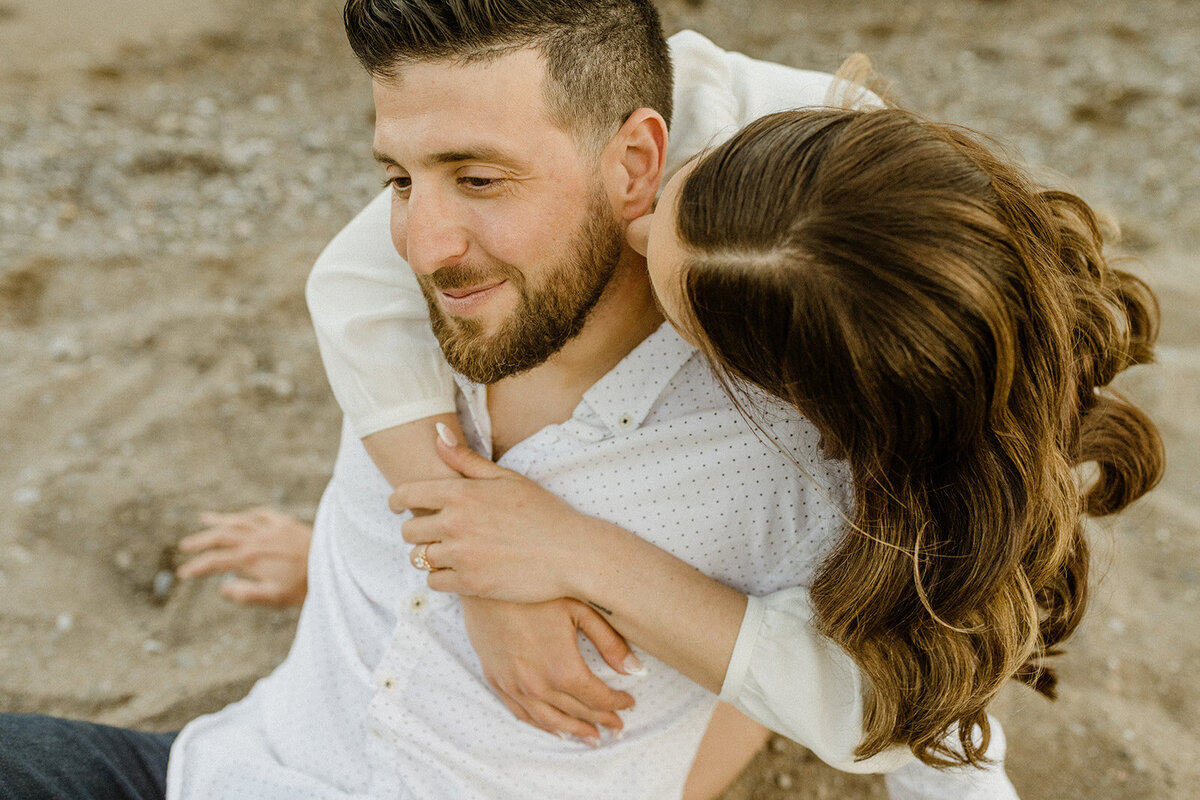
top-left (372, 147), bottom-right (518, 168)
top-left (373, 149), bottom-right (399, 166)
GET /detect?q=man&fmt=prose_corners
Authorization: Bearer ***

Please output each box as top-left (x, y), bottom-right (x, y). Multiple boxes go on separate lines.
top-left (0, 2), bottom-right (1016, 798)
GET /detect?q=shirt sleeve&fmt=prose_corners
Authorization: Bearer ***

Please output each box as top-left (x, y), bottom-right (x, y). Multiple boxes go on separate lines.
top-left (305, 188), bottom-right (458, 437)
top-left (719, 588), bottom-right (914, 773)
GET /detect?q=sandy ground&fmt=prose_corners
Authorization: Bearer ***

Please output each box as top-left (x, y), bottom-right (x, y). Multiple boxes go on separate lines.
top-left (1, 1), bottom-right (1197, 797)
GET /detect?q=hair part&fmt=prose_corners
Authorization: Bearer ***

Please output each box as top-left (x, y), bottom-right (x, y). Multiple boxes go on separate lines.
top-left (675, 107), bottom-right (1163, 767)
top-left (343, 0), bottom-right (673, 154)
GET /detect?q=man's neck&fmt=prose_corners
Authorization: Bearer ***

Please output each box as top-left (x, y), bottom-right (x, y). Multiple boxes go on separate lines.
top-left (486, 255), bottom-right (664, 459)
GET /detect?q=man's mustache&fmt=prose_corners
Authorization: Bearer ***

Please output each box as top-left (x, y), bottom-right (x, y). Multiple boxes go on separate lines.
top-left (422, 262), bottom-right (522, 292)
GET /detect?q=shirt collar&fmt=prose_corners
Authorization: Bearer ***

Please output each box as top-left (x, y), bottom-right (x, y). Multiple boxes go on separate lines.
top-left (451, 322), bottom-right (698, 440)
top-left (578, 322), bottom-right (697, 436)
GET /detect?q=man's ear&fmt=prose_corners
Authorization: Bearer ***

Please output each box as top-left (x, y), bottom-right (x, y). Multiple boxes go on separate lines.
top-left (601, 108), bottom-right (668, 223)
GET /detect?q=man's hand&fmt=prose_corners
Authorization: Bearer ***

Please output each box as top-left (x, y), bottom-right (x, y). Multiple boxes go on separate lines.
top-left (176, 507), bottom-right (311, 607)
top-left (461, 597), bottom-right (644, 745)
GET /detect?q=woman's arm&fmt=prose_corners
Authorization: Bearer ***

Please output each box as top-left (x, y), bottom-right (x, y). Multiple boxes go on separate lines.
top-left (394, 431), bottom-right (912, 772)
top-left (305, 188), bottom-right (458, 439)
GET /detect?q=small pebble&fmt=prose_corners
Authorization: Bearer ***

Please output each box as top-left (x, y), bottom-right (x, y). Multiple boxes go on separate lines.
top-left (13, 486), bottom-right (41, 506)
top-left (774, 772), bottom-right (794, 789)
top-left (55, 612), bottom-right (74, 633)
top-left (142, 639), bottom-right (165, 654)
top-left (153, 569), bottom-right (175, 599)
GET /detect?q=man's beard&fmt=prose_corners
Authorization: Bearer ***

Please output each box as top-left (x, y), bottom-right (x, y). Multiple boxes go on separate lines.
top-left (416, 190), bottom-right (623, 385)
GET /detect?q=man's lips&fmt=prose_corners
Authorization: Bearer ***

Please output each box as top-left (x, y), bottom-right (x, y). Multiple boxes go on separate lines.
top-left (437, 280), bottom-right (507, 313)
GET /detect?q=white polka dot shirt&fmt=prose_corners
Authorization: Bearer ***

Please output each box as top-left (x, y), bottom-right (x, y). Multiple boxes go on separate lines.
top-left (166, 324), bottom-right (863, 799)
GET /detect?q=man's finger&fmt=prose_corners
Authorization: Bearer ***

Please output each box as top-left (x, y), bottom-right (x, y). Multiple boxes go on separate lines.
top-left (219, 578), bottom-right (287, 607)
top-left (177, 528), bottom-right (242, 553)
top-left (176, 550), bottom-right (245, 579)
top-left (199, 510), bottom-right (261, 527)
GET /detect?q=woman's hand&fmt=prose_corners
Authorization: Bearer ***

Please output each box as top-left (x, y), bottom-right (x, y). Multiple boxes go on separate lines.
top-left (176, 507), bottom-right (311, 607)
top-left (391, 427), bottom-right (612, 603)
top-left (461, 596), bottom-right (643, 744)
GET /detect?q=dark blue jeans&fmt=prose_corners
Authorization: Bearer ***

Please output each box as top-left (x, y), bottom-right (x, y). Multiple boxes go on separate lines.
top-left (0, 714), bottom-right (176, 800)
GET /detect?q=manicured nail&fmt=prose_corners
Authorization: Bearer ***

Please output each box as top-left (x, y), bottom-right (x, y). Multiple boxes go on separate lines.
top-left (435, 422), bottom-right (457, 448)
top-left (622, 653), bottom-right (647, 675)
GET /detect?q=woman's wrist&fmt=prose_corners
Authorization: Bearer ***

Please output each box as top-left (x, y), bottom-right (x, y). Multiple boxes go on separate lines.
top-left (559, 515), bottom-right (635, 606)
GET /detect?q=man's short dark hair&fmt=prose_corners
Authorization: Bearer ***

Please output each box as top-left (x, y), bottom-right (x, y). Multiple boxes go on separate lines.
top-left (344, 0), bottom-right (673, 152)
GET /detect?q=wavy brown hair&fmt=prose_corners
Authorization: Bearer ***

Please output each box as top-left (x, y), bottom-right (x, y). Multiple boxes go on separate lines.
top-left (673, 107), bottom-right (1164, 767)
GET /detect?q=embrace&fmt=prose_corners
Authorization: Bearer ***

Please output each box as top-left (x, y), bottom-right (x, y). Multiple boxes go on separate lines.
top-left (1, 1), bottom-right (1162, 799)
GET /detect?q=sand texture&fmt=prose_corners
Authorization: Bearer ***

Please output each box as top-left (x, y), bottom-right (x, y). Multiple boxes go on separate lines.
top-left (1, 1), bottom-right (1197, 797)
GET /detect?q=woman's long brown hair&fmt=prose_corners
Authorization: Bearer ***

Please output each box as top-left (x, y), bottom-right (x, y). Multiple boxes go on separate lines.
top-left (674, 107), bottom-right (1164, 767)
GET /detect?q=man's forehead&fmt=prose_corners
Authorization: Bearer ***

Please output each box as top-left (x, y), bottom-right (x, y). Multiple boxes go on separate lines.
top-left (371, 51), bottom-right (578, 168)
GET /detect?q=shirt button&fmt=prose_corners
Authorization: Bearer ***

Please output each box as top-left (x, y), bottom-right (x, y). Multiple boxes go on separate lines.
top-left (617, 413), bottom-right (633, 429)
top-left (410, 595), bottom-right (426, 610)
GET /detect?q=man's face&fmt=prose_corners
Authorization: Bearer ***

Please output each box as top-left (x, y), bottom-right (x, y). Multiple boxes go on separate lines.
top-left (372, 49), bottom-right (623, 384)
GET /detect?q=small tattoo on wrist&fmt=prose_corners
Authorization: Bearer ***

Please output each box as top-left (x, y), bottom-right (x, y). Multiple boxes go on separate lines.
top-left (588, 601), bottom-right (613, 616)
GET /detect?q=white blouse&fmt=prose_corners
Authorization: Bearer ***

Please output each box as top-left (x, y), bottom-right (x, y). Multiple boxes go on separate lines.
top-left (303, 29), bottom-right (1018, 795)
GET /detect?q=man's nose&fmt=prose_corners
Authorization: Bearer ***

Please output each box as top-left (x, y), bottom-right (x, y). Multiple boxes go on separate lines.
top-left (400, 192), bottom-right (469, 275)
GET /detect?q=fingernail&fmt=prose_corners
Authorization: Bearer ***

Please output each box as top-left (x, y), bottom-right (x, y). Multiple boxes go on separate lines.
top-left (622, 653), bottom-right (647, 675)
top-left (582, 735), bottom-right (601, 748)
top-left (556, 731), bottom-right (571, 742)
top-left (603, 725), bottom-right (624, 742)
top-left (435, 422), bottom-right (458, 448)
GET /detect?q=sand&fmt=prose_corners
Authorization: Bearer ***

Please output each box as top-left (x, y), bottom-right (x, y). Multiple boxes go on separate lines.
top-left (1, 1), bottom-right (1197, 797)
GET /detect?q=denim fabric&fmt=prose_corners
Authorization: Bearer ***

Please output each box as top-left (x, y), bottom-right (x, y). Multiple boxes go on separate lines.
top-left (0, 714), bottom-right (176, 800)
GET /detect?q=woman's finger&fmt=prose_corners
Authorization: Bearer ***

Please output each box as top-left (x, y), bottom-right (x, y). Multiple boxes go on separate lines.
top-left (487, 685), bottom-right (550, 734)
top-left (388, 478), bottom-right (464, 515)
top-left (538, 688), bottom-right (625, 734)
top-left (433, 428), bottom-right (508, 480)
top-left (400, 513), bottom-right (445, 545)
top-left (575, 607), bottom-right (643, 678)
top-left (409, 541), bottom-right (447, 572)
top-left (511, 696), bottom-right (601, 744)
top-left (425, 566), bottom-right (463, 594)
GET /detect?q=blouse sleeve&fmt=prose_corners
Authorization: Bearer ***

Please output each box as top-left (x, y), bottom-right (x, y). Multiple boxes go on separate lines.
top-left (719, 588), bottom-right (914, 773)
top-left (305, 188), bottom-right (458, 437)
top-left (721, 589), bottom-right (1018, 791)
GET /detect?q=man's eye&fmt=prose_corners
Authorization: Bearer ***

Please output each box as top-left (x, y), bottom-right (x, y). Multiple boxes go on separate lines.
top-left (459, 176), bottom-right (503, 190)
top-left (383, 176), bottom-right (411, 194)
